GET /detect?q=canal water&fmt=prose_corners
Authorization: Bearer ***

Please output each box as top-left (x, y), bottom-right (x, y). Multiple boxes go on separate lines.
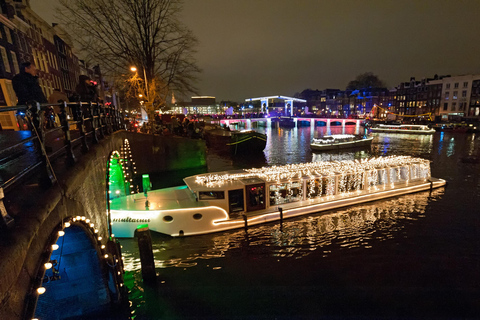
top-left (121, 125), bottom-right (480, 319)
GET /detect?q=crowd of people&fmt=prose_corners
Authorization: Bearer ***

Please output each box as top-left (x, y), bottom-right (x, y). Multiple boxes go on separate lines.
top-left (9, 60), bottom-right (207, 141)
top-left (125, 114), bottom-right (205, 139)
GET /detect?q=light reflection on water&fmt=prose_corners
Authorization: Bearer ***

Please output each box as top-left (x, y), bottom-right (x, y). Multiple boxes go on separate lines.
top-left (123, 126), bottom-right (480, 319)
top-left (121, 188), bottom-right (445, 271)
top-left (120, 128), bottom-right (480, 270)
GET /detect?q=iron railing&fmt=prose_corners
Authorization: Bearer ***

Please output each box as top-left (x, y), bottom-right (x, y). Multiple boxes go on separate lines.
top-left (0, 101), bottom-right (124, 228)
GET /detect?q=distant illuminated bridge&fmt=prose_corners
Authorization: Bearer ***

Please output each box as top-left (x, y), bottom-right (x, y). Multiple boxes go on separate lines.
top-left (219, 117), bottom-right (365, 135)
top-left (245, 95), bottom-right (307, 116)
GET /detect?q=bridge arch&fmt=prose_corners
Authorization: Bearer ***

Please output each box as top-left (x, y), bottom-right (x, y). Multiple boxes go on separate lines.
top-left (0, 131), bottom-right (207, 319)
top-left (28, 219), bottom-right (125, 319)
top-left (0, 133), bottom-right (128, 319)
top-left (24, 141), bottom-right (133, 319)
top-left (28, 138), bottom-right (141, 319)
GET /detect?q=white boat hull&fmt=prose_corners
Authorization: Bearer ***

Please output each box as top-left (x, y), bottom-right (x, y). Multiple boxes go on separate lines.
top-left (311, 137), bottom-right (373, 151)
top-left (111, 177), bottom-right (446, 237)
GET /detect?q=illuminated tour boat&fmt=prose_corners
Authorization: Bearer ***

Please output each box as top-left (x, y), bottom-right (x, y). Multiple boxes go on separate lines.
top-left (310, 134), bottom-right (373, 151)
top-left (110, 156), bottom-right (446, 237)
top-left (371, 124), bottom-right (436, 134)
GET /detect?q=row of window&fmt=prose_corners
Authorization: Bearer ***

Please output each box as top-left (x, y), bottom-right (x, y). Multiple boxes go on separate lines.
top-left (198, 165), bottom-right (429, 207)
top-left (0, 25), bottom-right (13, 44)
top-left (0, 46), bottom-right (19, 75)
top-left (446, 82), bottom-right (469, 89)
top-left (444, 91), bottom-right (468, 100)
top-left (443, 102), bottom-right (467, 111)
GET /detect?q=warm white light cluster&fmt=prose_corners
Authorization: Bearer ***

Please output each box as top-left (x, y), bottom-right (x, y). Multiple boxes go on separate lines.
top-left (312, 134), bottom-right (355, 144)
top-left (195, 156), bottom-right (430, 187)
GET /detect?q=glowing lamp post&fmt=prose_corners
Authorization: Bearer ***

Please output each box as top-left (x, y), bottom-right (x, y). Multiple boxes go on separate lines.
top-left (130, 66), bottom-right (151, 123)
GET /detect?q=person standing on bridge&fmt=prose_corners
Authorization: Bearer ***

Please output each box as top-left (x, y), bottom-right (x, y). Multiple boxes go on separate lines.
top-left (12, 62), bottom-right (47, 106)
top-left (74, 75), bottom-right (99, 102)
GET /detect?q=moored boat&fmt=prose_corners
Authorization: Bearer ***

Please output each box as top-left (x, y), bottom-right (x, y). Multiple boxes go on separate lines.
top-left (371, 124), bottom-right (435, 134)
top-left (204, 128), bottom-right (267, 155)
top-left (432, 123), bottom-right (469, 133)
top-left (111, 156), bottom-right (446, 238)
top-left (310, 134), bottom-right (373, 151)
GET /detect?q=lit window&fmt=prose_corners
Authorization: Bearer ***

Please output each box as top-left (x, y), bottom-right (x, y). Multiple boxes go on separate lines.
top-left (0, 46), bottom-right (11, 73)
top-left (445, 92), bottom-right (449, 100)
top-left (453, 91), bottom-right (457, 99)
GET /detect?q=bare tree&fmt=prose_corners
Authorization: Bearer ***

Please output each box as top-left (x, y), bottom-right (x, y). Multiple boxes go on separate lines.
top-left (346, 72), bottom-right (386, 90)
top-left (57, 0), bottom-right (200, 116)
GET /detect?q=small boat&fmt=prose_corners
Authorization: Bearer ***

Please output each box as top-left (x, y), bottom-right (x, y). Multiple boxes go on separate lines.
top-left (371, 124), bottom-right (435, 134)
top-left (432, 123), bottom-right (469, 133)
top-left (111, 156), bottom-right (446, 237)
top-left (310, 134), bottom-right (373, 151)
top-left (204, 128), bottom-right (267, 155)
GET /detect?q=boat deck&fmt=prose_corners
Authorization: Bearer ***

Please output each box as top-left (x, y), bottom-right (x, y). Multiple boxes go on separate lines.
top-left (110, 186), bottom-right (209, 211)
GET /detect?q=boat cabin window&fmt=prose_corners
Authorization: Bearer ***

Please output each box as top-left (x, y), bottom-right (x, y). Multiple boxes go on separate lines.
top-left (246, 184), bottom-right (265, 212)
top-left (400, 166), bottom-right (409, 180)
top-left (228, 189), bottom-right (244, 215)
top-left (338, 172), bottom-right (364, 193)
top-left (306, 177), bottom-right (330, 199)
top-left (389, 167), bottom-right (399, 183)
top-left (199, 191), bottom-right (225, 200)
top-left (377, 169), bottom-right (387, 185)
top-left (269, 181), bottom-right (303, 205)
top-left (410, 164), bottom-right (420, 180)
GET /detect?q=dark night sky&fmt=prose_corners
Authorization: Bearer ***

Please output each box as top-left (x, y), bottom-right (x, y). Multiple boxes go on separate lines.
top-left (32, 0), bottom-right (480, 102)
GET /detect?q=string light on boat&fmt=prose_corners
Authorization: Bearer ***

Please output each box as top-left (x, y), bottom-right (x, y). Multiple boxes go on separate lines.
top-left (194, 156), bottom-right (429, 187)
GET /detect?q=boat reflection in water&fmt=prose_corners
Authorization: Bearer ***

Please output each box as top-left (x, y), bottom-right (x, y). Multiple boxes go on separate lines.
top-left (121, 187), bottom-right (444, 270)
top-left (311, 149), bottom-right (371, 163)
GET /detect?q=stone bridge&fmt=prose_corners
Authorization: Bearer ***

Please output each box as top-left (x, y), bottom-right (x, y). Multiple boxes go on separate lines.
top-left (0, 126), bottom-right (206, 319)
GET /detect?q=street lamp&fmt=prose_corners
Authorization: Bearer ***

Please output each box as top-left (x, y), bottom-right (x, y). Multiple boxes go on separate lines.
top-left (130, 66), bottom-right (149, 101)
top-left (130, 65), bottom-right (153, 124)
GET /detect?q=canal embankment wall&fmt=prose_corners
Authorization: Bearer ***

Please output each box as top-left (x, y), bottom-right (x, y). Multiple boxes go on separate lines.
top-left (0, 131), bottom-right (206, 319)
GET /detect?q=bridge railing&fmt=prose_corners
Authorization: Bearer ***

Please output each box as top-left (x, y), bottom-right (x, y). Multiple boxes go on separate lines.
top-left (0, 100), bottom-right (124, 229)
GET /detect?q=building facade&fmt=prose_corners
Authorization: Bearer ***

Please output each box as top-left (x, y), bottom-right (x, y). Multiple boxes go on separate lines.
top-left (439, 74), bottom-right (480, 120)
